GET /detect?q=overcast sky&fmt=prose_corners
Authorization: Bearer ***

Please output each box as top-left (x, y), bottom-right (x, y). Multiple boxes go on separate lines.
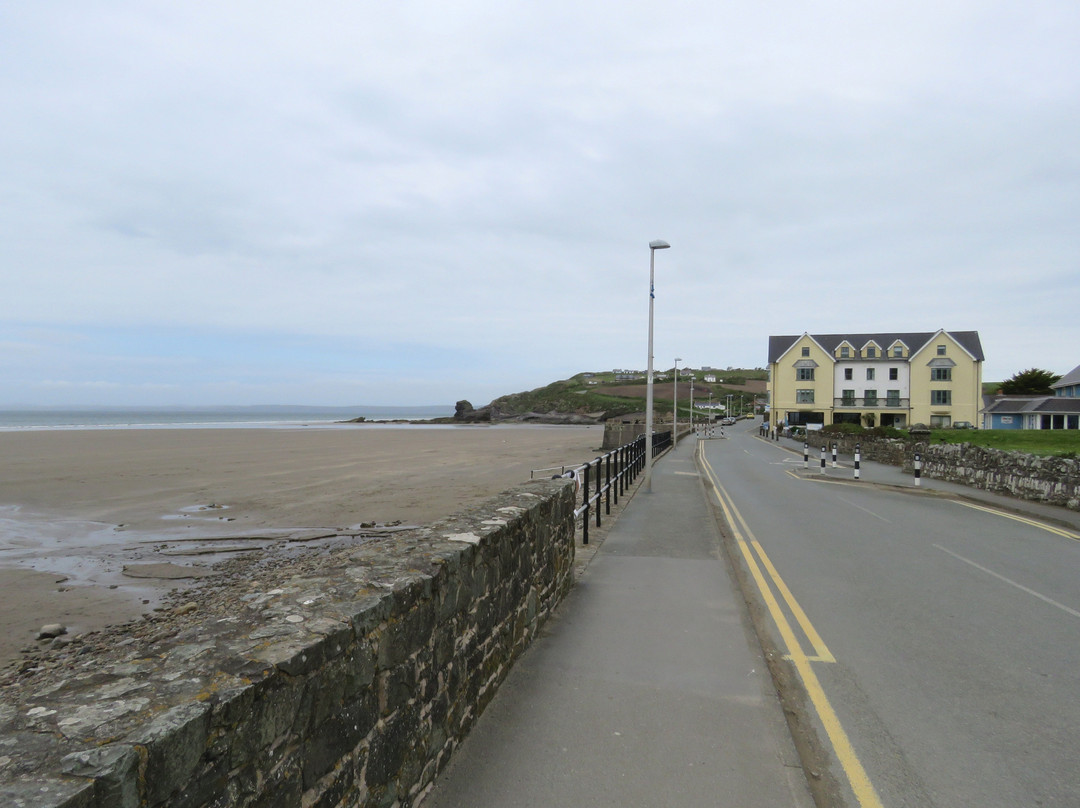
top-left (2, 2), bottom-right (1077, 407)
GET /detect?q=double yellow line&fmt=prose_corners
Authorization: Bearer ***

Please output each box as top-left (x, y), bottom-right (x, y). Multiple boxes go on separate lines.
top-left (699, 446), bottom-right (885, 808)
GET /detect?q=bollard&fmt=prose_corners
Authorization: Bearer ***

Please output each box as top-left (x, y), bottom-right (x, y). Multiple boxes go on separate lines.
top-left (832, 442), bottom-right (838, 468)
top-left (820, 445), bottom-right (826, 474)
top-left (854, 442), bottom-right (861, 480)
top-left (914, 452), bottom-right (922, 487)
top-left (804, 441), bottom-right (809, 469)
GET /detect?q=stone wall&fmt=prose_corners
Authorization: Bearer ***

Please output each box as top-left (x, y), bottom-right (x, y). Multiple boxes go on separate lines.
top-left (0, 479), bottom-right (576, 807)
top-left (804, 433), bottom-right (1080, 510)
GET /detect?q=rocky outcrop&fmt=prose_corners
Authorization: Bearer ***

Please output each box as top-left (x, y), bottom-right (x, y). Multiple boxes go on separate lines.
top-left (451, 400), bottom-right (492, 423)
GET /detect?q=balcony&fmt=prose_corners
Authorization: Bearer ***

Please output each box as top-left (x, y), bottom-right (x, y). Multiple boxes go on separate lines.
top-left (834, 397), bottom-right (909, 409)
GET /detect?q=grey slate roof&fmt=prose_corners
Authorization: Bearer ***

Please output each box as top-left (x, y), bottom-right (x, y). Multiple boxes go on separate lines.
top-left (768, 331), bottom-right (984, 364)
top-left (1051, 364), bottom-right (1080, 390)
top-left (984, 395), bottom-right (1080, 415)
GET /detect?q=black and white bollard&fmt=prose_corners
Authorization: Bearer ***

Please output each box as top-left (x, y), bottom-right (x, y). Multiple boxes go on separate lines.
top-left (820, 445), bottom-right (826, 474)
top-left (914, 452), bottom-right (922, 486)
top-left (832, 442), bottom-right (838, 468)
top-left (854, 443), bottom-right (861, 480)
top-left (804, 441), bottom-right (809, 469)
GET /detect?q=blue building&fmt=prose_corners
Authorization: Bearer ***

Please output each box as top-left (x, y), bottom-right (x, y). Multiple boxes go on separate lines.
top-left (982, 364), bottom-right (1080, 430)
top-left (1052, 364), bottom-right (1080, 398)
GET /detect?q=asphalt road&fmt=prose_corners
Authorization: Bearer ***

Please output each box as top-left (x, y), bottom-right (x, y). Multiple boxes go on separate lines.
top-left (700, 426), bottom-right (1080, 807)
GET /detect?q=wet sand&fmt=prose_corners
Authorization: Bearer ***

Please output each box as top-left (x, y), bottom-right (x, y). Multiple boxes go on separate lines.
top-left (0, 424), bottom-right (602, 666)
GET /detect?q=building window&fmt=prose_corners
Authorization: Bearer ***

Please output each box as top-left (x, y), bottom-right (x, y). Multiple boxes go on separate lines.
top-left (801, 347), bottom-right (810, 357)
top-left (889, 367), bottom-right (899, 380)
top-left (796, 389), bottom-right (815, 403)
top-left (931, 390), bottom-right (952, 405)
top-left (844, 368), bottom-right (853, 380)
top-left (797, 368), bottom-right (815, 381)
top-left (937, 345), bottom-right (946, 355)
top-left (931, 368), bottom-right (952, 381)
top-left (893, 346), bottom-right (903, 357)
top-left (864, 389), bottom-right (878, 406)
top-left (931, 415), bottom-right (952, 428)
top-left (887, 390), bottom-right (900, 407)
top-left (866, 368), bottom-right (875, 381)
top-left (840, 346), bottom-right (850, 358)
top-left (866, 347), bottom-right (877, 358)
top-left (841, 390), bottom-right (855, 406)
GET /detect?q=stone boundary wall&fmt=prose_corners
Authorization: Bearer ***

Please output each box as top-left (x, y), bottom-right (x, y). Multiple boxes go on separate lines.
top-left (805, 433), bottom-right (1080, 511)
top-left (0, 479), bottom-right (576, 807)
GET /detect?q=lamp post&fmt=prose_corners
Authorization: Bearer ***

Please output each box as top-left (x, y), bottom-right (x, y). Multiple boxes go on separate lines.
top-left (673, 357), bottom-right (682, 444)
top-left (645, 239), bottom-right (670, 493)
top-left (689, 375), bottom-right (694, 432)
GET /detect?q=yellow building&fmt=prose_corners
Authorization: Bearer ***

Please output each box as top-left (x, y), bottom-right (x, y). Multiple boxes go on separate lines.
top-left (767, 330), bottom-right (984, 430)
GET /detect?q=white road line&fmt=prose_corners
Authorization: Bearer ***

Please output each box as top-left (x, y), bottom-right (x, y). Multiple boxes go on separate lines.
top-left (933, 544), bottom-right (1080, 619)
top-left (835, 495), bottom-right (890, 522)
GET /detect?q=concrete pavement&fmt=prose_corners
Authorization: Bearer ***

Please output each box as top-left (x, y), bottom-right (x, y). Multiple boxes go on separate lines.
top-left (422, 436), bottom-right (815, 807)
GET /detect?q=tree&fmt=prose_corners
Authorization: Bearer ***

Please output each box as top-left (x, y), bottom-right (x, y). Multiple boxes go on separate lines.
top-left (999, 368), bottom-right (1061, 395)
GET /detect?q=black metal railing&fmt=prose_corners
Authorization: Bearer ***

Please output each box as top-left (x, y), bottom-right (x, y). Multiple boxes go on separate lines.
top-left (549, 430), bottom-right (671, 545)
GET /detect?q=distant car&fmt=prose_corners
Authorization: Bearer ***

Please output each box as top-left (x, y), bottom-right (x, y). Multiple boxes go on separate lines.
top-left (720, 417), bottom-right (736, 425)
top-left (952, 421), bottom-right (975, 429)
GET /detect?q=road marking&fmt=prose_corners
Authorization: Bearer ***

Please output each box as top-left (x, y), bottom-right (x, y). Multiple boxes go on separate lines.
top-left (949, 500), bottom-right (1080, 541)
top-left (933, 544), bottom-right (1080, 619)
top-left (835, 495), bottom-right (891, 523)
top-left (673, 471), bottom-right (699, 476)
top-left (698, 444), bottom-right (883, 808)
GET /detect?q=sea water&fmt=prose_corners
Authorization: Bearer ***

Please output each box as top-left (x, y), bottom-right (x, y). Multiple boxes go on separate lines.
top-left (0, 406), bottom-right (453, 431)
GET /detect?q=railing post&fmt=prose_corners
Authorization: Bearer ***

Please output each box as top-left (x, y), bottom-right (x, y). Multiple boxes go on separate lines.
top-left (594, 458), bottom-right (602, 528)
top-left (605, 453), bottom-right (612, 515)
top-left (582, 461), bottom-right (590, 545)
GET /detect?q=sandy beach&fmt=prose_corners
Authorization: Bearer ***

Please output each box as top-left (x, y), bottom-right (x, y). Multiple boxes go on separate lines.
top-left (0, 424), bottom-right (603, 667)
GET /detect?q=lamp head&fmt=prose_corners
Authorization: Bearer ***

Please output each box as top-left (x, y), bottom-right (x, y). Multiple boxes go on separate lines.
top-left (649, 239), bottom-right (670, 250)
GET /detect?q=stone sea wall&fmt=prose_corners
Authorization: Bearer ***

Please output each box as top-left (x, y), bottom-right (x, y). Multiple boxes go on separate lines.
top-left (0, 479), bottom-right (576, 807)
top-left (805, 433), bottom-right (1080, 510)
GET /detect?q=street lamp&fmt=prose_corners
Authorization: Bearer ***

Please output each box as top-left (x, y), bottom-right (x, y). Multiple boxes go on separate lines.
top-left (673, 358), bottom-right (682, 443)
top-left (689, 375), bottom-right (694, 432)
top-left (645, 239), bottom-right (670, 494)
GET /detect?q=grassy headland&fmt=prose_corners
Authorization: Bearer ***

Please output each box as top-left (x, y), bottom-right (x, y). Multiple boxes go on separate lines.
top-left (471, 369), bottom-right (768, 423)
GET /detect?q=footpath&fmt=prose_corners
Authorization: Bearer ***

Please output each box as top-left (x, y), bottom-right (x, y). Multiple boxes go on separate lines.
top-left (424, 430), bottom-right (1080, 807)
top-left (423, 437), bottom-right (815, 808)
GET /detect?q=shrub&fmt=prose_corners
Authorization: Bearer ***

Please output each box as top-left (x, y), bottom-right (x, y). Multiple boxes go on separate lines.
top-left (868, 426), bottom-right (906, 439)
top-left (821, 423), bottom-right (865, 436)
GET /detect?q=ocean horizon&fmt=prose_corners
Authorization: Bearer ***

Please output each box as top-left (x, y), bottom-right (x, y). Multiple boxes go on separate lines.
top-left (0, 405), bottom-right (454, 431)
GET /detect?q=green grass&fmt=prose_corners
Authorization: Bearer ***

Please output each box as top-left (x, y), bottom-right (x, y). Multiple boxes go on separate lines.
top-left (931, 429), bottom-right (1080, 458)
